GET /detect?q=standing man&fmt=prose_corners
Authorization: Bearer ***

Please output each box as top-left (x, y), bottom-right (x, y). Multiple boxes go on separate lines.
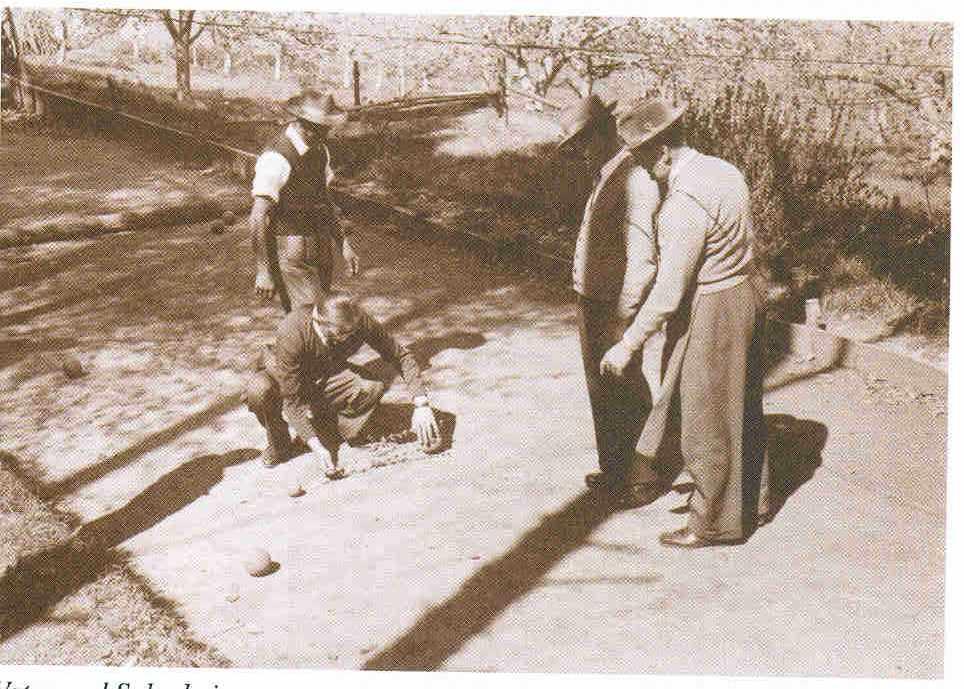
top-left (557, 95), bottom-right (661, 496)
top-left (600, 99), bottom-right (769, 546)
top-left (250, 90), bottom-right (361, 313)
top-left (244, 292), bottom-right (442, 471)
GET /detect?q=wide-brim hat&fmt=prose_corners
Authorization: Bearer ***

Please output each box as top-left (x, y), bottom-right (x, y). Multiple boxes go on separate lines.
top-left (284, 90), bottom-right (348, 128)
top-left (557, 94), bottom-right (618, 150)
top-left (617, 99), bottom-right (687, 150)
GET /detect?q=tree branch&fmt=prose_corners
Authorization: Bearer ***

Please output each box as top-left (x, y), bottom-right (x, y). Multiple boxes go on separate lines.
top-left (159, 10), bottom-right (178, 40)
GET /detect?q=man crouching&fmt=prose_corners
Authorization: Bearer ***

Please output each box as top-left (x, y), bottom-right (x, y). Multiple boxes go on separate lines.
top-left (244, 292), bottom-right (441, 475)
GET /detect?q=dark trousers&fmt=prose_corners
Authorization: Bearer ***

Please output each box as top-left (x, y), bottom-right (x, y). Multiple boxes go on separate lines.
top-left (244, 366), bottom-right (386, 454)
top-left (577, 296), bottom-right (652, 476)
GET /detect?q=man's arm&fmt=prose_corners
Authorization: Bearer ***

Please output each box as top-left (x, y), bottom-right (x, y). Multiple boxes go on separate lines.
top-left (273, 322), bottom-right (317, 445)
top-left (616, 169), bottom-right (661, 321)
top-left (320, 144), bottom-right (360, 277)
top-left (250, 151), bottom-right (293, 310)
top-left (359, 311), bottom-right (427, 402)
top-left (359, 310), bottom-right (440, 449)
top-left (620, 193), bottom-right (709, 352)
top-left (274, 324), bottom-right (343, 475)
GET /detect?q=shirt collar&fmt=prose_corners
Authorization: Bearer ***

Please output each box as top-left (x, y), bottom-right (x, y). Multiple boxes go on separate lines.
top-left (285, 123), bottom-right (310, 156)
top-left (669, 147), bottom-right (698, 187)
top-left (596, 147), bottom-right (631, 186)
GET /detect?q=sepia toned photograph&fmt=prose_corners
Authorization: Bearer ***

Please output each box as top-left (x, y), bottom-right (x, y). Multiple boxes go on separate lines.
top-left (0, 1), bottom-right (953, 680)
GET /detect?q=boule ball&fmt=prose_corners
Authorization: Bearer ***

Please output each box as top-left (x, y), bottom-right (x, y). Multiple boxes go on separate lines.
top-left (62, 356), bottom-right (85, 379)
top-left (222, 210), bottom-right (237, 226)
top-left (242, 548), bottom-right (273, 577)
top-left (210, 220), bottom-right (226, 235)
top-left (287, 482), bottom-right (305, 498)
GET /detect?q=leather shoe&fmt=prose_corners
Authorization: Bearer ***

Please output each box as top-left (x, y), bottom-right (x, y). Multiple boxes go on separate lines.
top-left (585, 470), bottom-right (624, 491)
top-left (619, 480), bottom-right (670, 508)
top-left (658, 527), bottom-right (743, 549)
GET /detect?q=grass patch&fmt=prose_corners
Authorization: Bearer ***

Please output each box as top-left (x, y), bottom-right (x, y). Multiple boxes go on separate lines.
top-left (0, 457), bottom-right (228, 667)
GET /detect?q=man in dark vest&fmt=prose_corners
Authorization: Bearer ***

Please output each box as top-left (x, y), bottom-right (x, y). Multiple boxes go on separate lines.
top-left (556, 95), bottom-right (661, 497)
top-left (250, 90), bottom-right (361, 312)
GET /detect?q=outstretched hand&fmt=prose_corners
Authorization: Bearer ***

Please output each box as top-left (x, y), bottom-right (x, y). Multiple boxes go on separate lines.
top-left (411, 406), bottom-right (442, 453)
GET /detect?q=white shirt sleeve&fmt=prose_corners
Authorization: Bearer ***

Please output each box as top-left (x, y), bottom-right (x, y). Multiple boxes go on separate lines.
top-left (324, 145), bottom-right (335, 185)
top-left (251, 150), bottom-right (293, 203)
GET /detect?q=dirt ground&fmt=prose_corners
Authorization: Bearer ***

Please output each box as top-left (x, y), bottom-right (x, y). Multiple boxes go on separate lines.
top-left (0, 126), bottom-right (948, 676)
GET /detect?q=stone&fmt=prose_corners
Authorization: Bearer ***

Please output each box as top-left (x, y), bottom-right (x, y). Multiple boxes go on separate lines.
top-left (242, 548), bottom-right (273, 577)
top-left (62, 356), bottom-right (85, 379)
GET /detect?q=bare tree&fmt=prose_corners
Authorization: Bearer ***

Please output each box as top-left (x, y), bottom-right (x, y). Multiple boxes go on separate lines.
top-left (159, 10), bottom-right (205, 102)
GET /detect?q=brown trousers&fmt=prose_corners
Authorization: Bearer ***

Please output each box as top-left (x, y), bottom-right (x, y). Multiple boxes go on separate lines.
top-left (244, 365), bottom-right (386, 452)
top-left (577, 296), bottom-right (653, 476)
top-left (633, 279), bottom-right (768, 540)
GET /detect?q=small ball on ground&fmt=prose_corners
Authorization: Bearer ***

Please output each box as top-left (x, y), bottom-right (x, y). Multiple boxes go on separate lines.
top-left (242, 548), bottom-right (273, 577)
top-left (222, 210), bottom-right (237, 225)
top-left (62, 356), bottom-right (84, 379)
top-left (210, 220), bottom-right (226, 234)
top-left (288, 482), bottom-right (305, 498)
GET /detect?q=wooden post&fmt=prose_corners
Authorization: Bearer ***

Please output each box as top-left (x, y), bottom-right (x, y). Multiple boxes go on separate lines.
top-left (342, 48), bottom-right (352, 88)
top-left (352, 59), bottom-right (360, 106)
top-left (497, 54), bottom-right (508, 122)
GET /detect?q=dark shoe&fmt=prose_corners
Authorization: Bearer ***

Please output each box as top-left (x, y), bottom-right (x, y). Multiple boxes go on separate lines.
top-left (658, 527), bottom-right (743, 549)
top-left (260, 446), bottom-right (285, 468)
top-left (261, 438), bottom-right (294, 468)
top-left (619, 481), bottom-right (671, 508)
top-left (585, 470), bottom-right (624, 491)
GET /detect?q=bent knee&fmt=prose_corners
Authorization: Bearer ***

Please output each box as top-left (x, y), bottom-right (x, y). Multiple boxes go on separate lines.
top-left (244, 371), bottom-right (278, 411)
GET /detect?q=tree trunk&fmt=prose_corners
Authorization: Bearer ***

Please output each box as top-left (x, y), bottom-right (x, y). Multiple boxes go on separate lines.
top-left (57, 15), bottom-right (67, 64)
top-left (175, 40), bottom-right (192, 102)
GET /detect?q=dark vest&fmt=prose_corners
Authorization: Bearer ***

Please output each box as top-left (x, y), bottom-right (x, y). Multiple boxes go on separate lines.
top-left (262, 127), bottom-right (331, 219)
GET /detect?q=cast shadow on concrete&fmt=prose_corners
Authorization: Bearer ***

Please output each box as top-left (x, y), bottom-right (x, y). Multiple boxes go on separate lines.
top-left (43, 392), bottom-right (244, 501)
top-left (0, 448), bottom-right (258, 641)
top-left (665, 413), bottom-right (827, 529)
top-left (362, 490), bottom-right (616, 671)
top-left (759, 414), bottom-right (828, 521)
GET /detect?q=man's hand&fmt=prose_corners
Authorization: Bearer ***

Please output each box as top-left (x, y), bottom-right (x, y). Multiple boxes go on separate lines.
top-left (342, 239), bottom-right (360, 277)
top-left (600, 341), bottom-right (635, 377)
top-left (307, 437), bottom-right (346, 480)
top-left (411, 405), bottom-right (442, 452)
top-left (255, 269), bottom-right (276, 302)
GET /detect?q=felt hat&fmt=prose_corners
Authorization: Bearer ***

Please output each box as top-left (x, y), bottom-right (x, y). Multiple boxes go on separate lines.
top-left (557, 94), bottom-right (618, 150)
top-left (617, 98), bottom-right (687, 149)
top-left (284, 90), bottom-right (348, 127)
